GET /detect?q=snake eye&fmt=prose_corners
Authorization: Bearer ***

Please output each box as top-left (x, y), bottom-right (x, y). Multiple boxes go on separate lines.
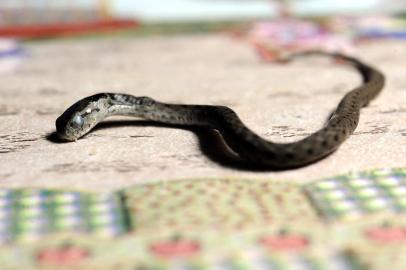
top-left (71, 115), bottom-right (84, 129)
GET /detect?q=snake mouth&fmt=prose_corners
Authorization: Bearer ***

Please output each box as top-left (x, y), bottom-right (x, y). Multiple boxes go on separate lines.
top-left (56, 132), bottom-right (77, 142)
top-left (54, 126), bottom-right (77, 141)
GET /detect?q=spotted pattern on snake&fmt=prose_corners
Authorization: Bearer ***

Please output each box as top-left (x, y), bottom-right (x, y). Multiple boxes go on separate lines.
top-left (55, 51), bottom-right (385, 169)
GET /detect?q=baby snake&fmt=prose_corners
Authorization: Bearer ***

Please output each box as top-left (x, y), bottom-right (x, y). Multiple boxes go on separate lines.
top-left (56, 51), bottom-right (385, 169)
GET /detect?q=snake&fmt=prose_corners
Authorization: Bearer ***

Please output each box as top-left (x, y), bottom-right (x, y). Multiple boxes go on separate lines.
top-left (55, 51), bottom-right (385, 169)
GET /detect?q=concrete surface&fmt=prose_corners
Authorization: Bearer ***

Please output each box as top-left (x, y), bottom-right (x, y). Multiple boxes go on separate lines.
top-left (0, 34), bottom-right (405, 191)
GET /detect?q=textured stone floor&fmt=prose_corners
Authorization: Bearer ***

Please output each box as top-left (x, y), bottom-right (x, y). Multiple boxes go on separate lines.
top-left (0, 34), bottom-right (405, 191)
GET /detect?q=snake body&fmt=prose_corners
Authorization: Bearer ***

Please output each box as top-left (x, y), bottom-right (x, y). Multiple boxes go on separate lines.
top-left (56, 51), bottom-right (385, 168)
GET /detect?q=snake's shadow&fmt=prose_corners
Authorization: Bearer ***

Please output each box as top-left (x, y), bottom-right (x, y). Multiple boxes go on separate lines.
top-left (47, 120), bottom-right (288, 172)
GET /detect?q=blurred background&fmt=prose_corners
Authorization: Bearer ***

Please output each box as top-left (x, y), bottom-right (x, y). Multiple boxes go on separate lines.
top-left (1, 0), bottom-right (406, 72)
top-left (1, 0), bottom-right (406, 24)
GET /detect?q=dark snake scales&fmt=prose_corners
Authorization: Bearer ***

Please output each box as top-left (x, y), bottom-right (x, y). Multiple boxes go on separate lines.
top-left (56, 51), bottom-right (385, 169)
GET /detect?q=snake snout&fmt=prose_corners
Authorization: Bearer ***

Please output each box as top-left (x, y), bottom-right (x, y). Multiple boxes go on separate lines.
top-left (55, 114), bottom-right (77, 142)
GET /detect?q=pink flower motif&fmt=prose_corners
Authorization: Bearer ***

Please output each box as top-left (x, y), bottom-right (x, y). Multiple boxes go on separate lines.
top-left (365, 227), bottom-right (406, 243)
top-left (37, 245), bottom-right (90, 266)
top-left (150, 239), bottom-right (200, 258)
top-left (259, 234), bottom-right (309, 251)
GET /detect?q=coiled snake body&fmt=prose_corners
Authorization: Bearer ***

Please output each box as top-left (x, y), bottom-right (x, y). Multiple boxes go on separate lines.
top-left (56, 51), bottom-right (385, 169)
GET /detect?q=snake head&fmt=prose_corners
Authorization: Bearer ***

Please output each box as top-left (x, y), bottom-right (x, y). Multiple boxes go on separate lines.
top-left (56, 94), bottom-right (110, 141)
